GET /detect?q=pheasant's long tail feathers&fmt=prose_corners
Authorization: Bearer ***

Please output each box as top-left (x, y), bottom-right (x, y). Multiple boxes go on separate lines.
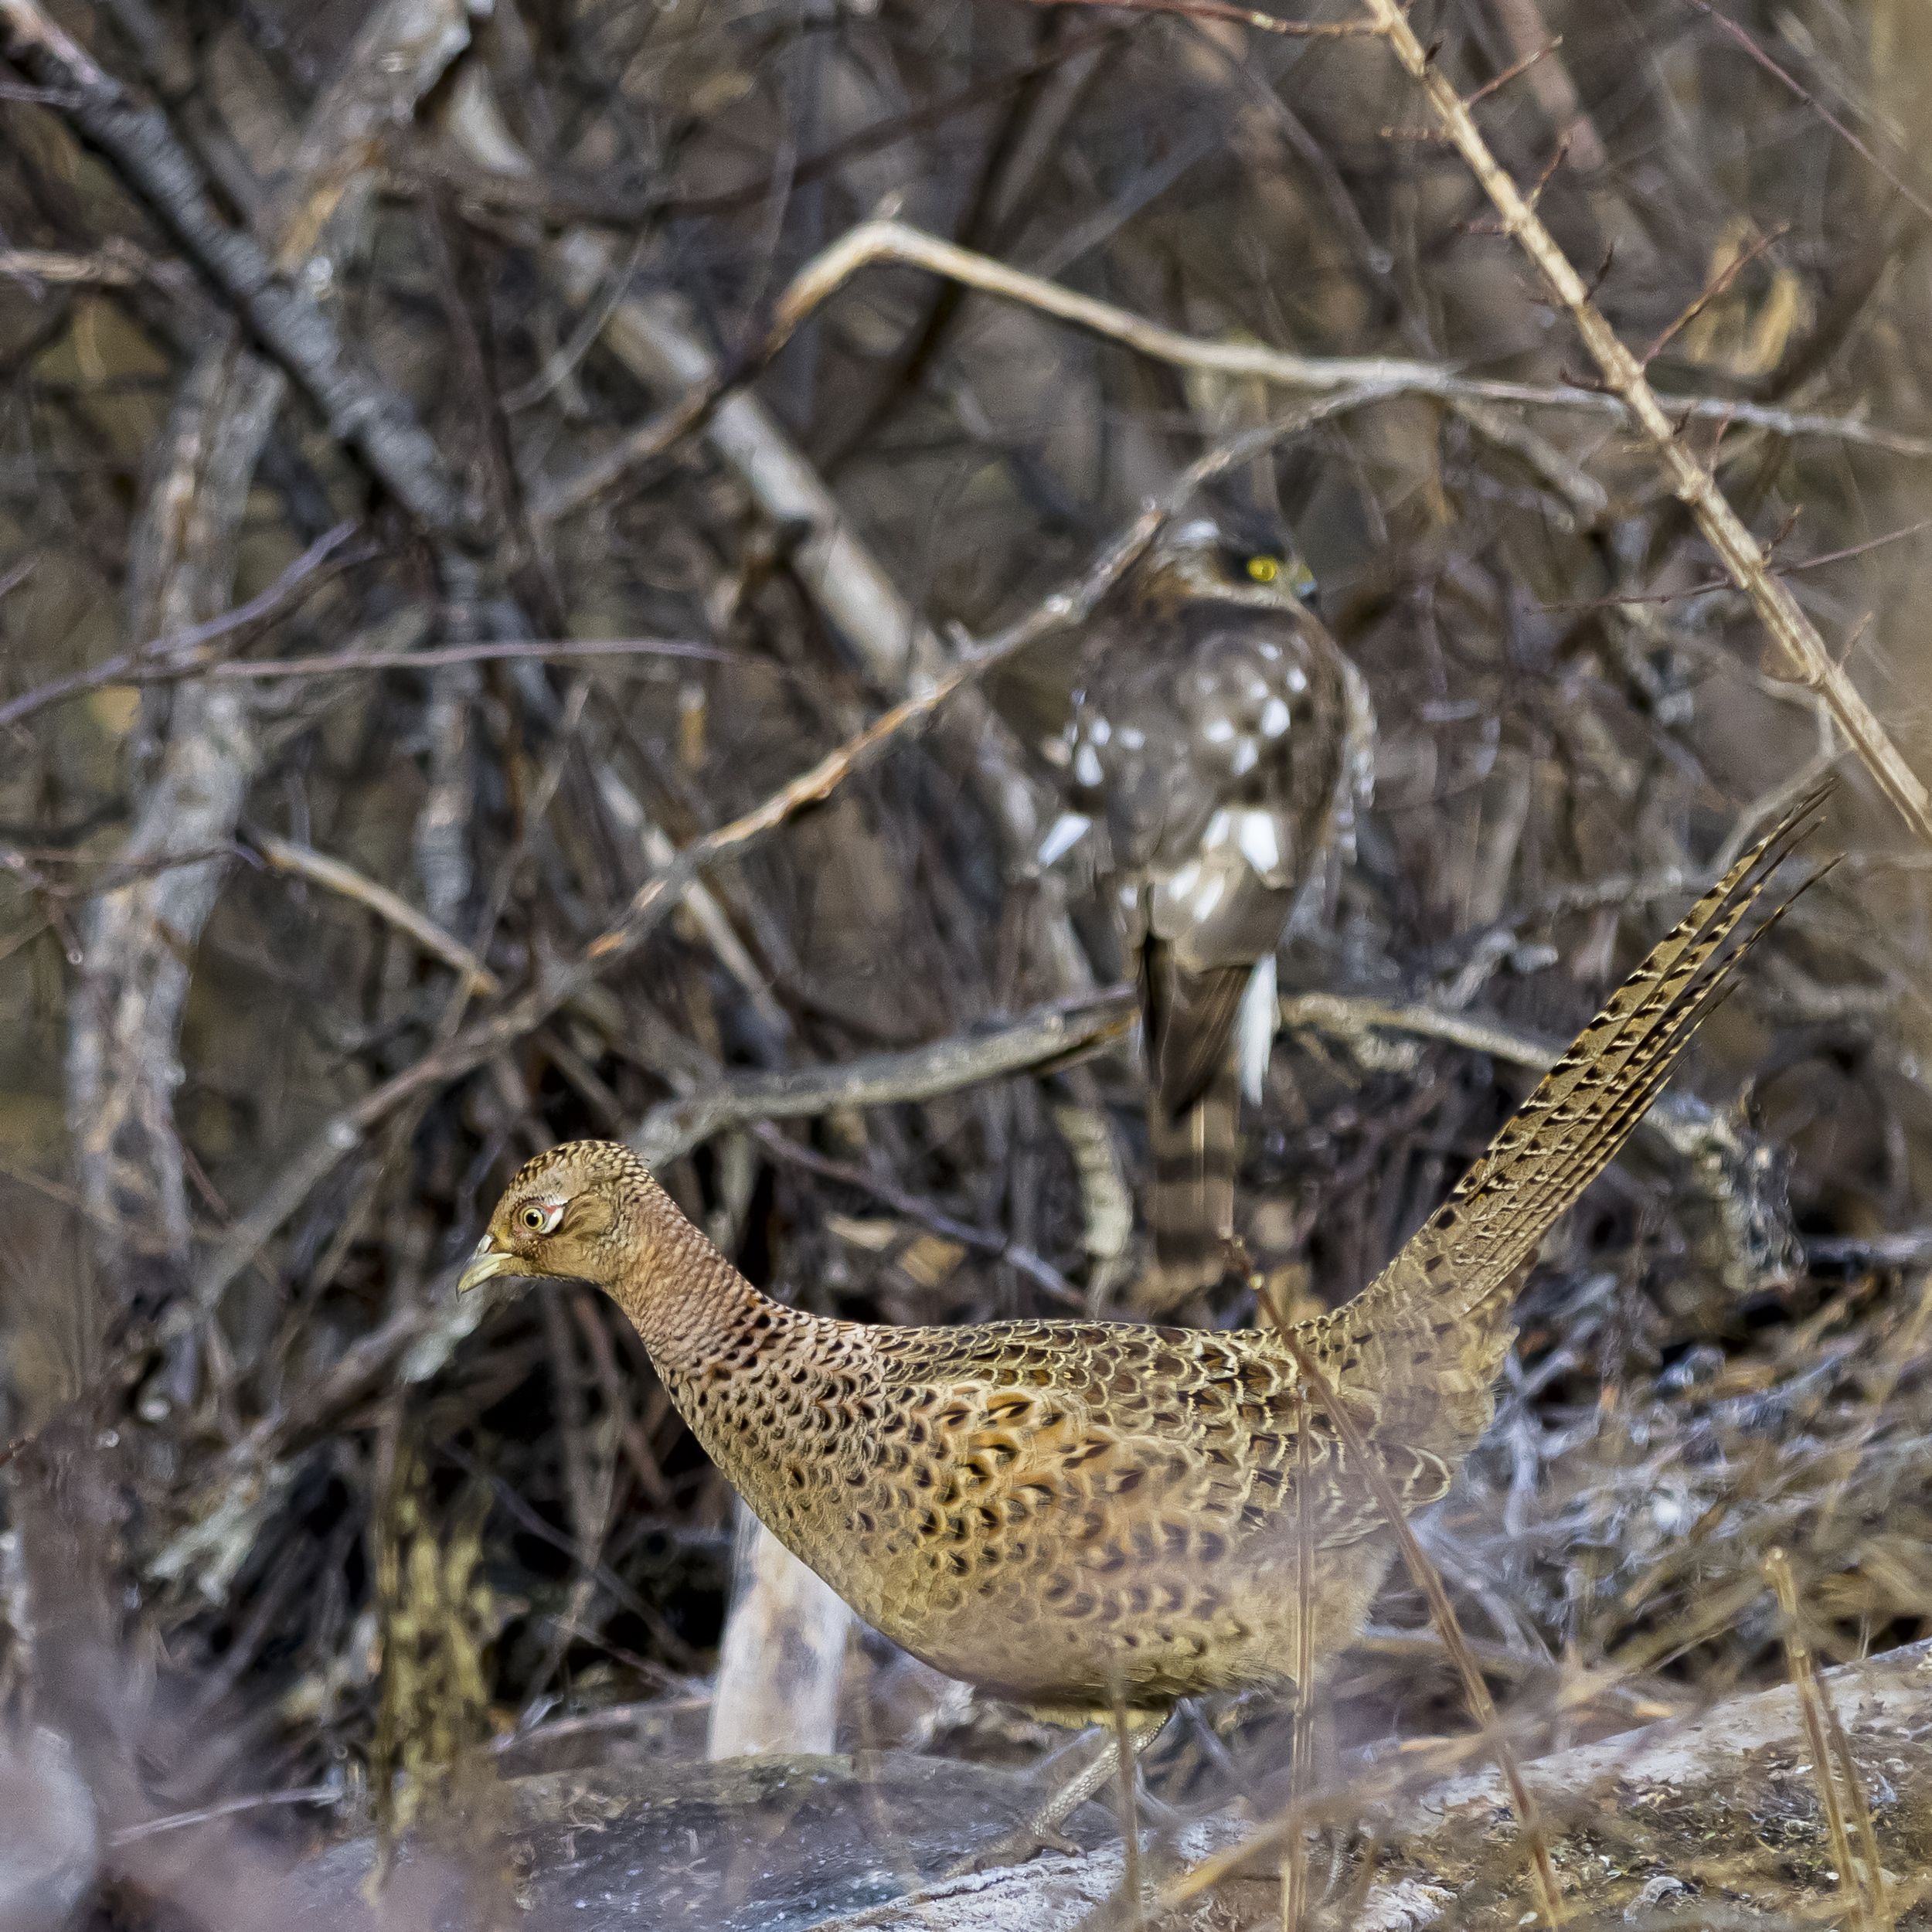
top-left (1141, 1064), bottom-right (1240, 1309)
top-left (1317, 784), bottom-right (1830, 1454)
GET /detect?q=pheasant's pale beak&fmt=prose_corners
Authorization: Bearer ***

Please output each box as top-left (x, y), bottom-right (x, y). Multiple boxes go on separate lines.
top-left (457, 1234), bottom-right (519, 1294)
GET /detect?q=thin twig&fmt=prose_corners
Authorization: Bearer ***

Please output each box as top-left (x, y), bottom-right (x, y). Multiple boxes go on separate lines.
top-left (109, 1784), bottom-right (338, 1843)
top-left (1764, 1548), bottom-right (1879, 1932)
top-left (1357, 0), bottom-right (1932, 846)
top-left (1681, 0), bottom-right (1932, 226)
top-left (753, 1124), bottom-right (1083, 1308)
top-left (396, 24), bottom-right (1123, 228)
top-left (162, 638), bottom-right (764, 690)
top-left (1031, 0), bottom-right (1381, 34)
top-left (244, 828), bottom-right (500, 994)
top-left (1639, 221), bottom-right (1790, 366)
top-left (1282, 1376), bottom-right (1316, 1932)
top-left (1819, 1672), bottom-right (1897, 1932)
top-left (1463, 37), bottom-right (1562, 111)
top-left (0, 519), bottom-right (366, 733)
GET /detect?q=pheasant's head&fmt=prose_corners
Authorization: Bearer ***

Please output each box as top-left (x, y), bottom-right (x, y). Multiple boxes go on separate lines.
top-left (458, 1140), bottom-right (662, 1294)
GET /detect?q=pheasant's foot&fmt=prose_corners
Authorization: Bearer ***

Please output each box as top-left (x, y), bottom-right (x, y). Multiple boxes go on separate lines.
top-left (941, 1819), bottom-right (1083, 1877)
top-left (940, 1709), bottom-right (1172, 1880)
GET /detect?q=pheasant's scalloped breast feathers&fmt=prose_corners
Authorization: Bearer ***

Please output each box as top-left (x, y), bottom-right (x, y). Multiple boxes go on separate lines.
top-left (677, 1311), bottom-right (1443, 1707)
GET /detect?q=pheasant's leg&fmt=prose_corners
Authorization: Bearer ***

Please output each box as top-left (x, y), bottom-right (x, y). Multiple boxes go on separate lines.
top-left (945, 1711), bottom-right (1173, 1877)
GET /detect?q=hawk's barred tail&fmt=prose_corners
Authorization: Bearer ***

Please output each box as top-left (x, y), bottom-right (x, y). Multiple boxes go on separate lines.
top-left (1134, 944), bottom-right (1252, 1310)
top-left (1141, 1063), bottom-right (1240, 1309)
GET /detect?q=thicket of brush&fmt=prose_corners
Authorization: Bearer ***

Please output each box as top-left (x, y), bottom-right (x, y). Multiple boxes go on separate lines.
top-left (1, 0), bottom-right (1930, 1918)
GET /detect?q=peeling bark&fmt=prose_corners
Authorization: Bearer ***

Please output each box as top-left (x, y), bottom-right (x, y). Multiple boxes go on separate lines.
top-left (66, 337), bottom-right (284, 1309)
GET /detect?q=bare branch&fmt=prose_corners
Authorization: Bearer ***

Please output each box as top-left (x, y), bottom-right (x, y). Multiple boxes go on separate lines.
top-left (535, 217), bottom-right (1932, 526)
top-left (1359, 0), bottom-right (1932, 846)
top-left (0, 0), bottom-right (471, 536)
top-left (633, 986), bottom-right (1135, 1165)
top-left (245, 828), bottom-right (500, 995)
top-left (0, 519), bottom-right (364, 734)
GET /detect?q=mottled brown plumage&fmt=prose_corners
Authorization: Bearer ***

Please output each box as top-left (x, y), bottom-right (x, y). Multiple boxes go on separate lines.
top-left (461, 791), bottom-right (1824, 1730)
top-left (1053, 507), bottom-right (1372, 1306)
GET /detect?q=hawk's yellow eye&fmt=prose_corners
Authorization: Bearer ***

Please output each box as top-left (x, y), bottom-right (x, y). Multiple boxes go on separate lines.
top-left (1247, 556), bottom-right (1281, 583)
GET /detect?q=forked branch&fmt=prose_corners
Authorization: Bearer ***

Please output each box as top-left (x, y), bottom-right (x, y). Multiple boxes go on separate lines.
top-left (1357, 0), bottom-right (1932, 847)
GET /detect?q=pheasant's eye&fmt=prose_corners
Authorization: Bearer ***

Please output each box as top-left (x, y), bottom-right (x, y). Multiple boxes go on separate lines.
top-left (1246, 555), bottom-right (1281, 583)
top-left (518, 1200), bottom-right (564, 1235)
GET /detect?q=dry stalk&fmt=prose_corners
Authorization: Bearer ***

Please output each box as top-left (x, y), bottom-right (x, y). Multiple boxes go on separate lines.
top-left (1282, 1383), bottom-right (1317, 1932)
top-left (1812, 1274), bottom-right (1932, 1539)
top-left (536, 217), bottom-right (1932, 527)
top-left (1257, 1281), bottom-right (1566, 1930)
top-left (1357, 0), bottom-right (1932, 848)
top-left (1764, 1548), bottom-right (1886, 1932)
top-left (1820, 1679), bottom-right (1896, 1932)
top-left (1110, 1683), bottom-right (1145, 1930)
top-left (247, 829), bottom-right (499, 995)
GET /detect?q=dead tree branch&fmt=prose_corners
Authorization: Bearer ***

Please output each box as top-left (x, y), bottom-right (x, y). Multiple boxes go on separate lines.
top-left (1359, 0), bottom-right (1932, 845)
top-left (0, 0), bottom-right (471, 536)
top-left (534, 217), bottom-right (1932, 528)
top-left (633, 986), bottom-right (1135, 1165)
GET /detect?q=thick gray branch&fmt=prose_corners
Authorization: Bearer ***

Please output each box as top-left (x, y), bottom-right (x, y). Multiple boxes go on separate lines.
top-left (66, 338), bottom-right (284, 1305)
top-left (631, 987), bottom-right (1136, 1166)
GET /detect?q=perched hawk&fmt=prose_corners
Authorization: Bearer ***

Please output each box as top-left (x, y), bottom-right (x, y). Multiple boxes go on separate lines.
top-left (1043, 504), bottom-right (1372, 1309)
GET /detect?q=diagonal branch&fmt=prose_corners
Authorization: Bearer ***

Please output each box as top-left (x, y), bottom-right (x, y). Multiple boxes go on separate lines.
top-left (1358, 0), bottom-right (1932, 848)
top-left (0, 0), bottom-right (471, 537)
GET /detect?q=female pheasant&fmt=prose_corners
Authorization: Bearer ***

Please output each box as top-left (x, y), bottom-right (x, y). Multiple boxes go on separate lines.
top-left (461, 787), bottom-right (1822, 1784)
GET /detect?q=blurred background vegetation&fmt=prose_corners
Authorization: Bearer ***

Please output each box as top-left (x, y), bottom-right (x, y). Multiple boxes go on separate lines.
top-left (2, 0), bottom-right (1930, 1919)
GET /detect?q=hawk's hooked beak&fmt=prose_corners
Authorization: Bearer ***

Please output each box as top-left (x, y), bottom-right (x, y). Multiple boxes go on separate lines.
top-left (457, 1233), bottom-right (519, 1294)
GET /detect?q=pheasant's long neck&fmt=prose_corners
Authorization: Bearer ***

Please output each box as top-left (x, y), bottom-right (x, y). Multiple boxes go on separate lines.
top-left (607, 1210), bottom-right (848, 1513)
top-left (610, 1213), bottom-right (775, 1374)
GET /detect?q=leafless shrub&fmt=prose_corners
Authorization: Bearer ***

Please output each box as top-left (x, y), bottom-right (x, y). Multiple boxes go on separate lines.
top-left (2, 0), bottom-right (1930, 1921)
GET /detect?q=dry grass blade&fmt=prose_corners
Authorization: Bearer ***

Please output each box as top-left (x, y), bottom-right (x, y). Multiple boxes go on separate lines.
top-left (1282, 1382), bottom-right (1317, 1932)
top-left (1764, 1548), bottom-right (1887, 1932)
top-left (1261, 1291), bottom-right (1567, 1928)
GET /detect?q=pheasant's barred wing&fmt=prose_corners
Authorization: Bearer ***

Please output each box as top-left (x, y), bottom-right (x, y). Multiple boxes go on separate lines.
top-left (1311, 784), bottom-right (1830, 1458)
